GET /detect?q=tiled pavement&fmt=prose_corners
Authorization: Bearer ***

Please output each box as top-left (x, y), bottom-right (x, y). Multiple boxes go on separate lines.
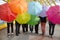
top-left (0, 22), bottom-right (60, 40)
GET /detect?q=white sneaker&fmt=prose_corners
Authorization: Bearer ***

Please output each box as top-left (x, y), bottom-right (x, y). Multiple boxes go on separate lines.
top-left (11, 33), bottom-right (14, 37)
top-left (7, 33), bottom-right (10, 37)
top-left (11, 33), bottom-right (14, 36)
top-left (11, 33), bottom-right (14, 35)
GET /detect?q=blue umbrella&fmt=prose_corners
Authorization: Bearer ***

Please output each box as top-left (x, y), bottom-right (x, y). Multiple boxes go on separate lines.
top-left (28, 1), bottom-right (42, 15)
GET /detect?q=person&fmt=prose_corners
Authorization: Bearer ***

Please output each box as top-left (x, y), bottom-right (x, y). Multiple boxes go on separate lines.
top-left (22, 24), bottom-right (28, 33)
top-left (7, 22), bottom-right (14, 36)
top-left (29, 24), bottom-right (39, 34)
top-left (35, 24), bottom-right (39, 34)
top-left (29, 0), bottom-right (40, 34)
top-left (39, 17), bottom-right (47, 35)
top-left (49, 21), bottom-right (55, 38)
top-left (39, 4), bottom-right (49, 35)
top-left (15, 21), bottom-right (20, 36)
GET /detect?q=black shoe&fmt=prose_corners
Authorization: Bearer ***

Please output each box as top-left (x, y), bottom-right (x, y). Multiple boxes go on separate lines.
top-left (23, 31), bottom-right (25, 33)
top-left (51, 35), bottom-right (52, 38)
top-left (26, 30), bottom-right (28, 32)
top-left (35, 32), bottom-right (38, 34)
top-left (18, 32), bottom-right (20, 34)
top-left (16, 33), bottom-right (19, 36)
top-left (16, 34), bottom-right (19, 36)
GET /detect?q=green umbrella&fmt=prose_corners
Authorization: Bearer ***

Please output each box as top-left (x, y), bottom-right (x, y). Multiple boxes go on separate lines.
top-left (27, 15), bottom-right (40, 26)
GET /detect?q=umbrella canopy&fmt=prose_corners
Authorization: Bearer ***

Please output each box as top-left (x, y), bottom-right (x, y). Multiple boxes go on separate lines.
top-left (38, 4), bottom-right (49, 17)
top-left (0, 3), bottom-right (16, 22)
top-left (27, 15), bottom-right (40, 26)
top-left (47, 5), bottom-right (60, 24)
top-left (8, 0), bottom-right (28, 14)
top-left (16, 12), bottom-right (31, 24)
top-left (28, 1), bottom-right (42, 15)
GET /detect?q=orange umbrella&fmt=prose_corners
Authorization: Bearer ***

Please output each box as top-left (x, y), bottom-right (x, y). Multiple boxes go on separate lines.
top-left (8, 0), bottom-right (27, 14)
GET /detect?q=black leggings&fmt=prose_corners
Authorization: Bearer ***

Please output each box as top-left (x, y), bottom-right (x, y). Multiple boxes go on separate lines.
top-left (35, 24), bottom-right (39, 33)
top-left (7, 22), bottom-right (13, 33)
top-left (29, 17), bottom-right (40, 33)
top-left (49, 21), bottom-right (55, 35)
top-left (29, 25), bottom-right (33, 32)
top-left (22, 24), bottom-right (28, 32)
top-left (15, 21), bottom-right (20, 34)
top-left (29, 24), bottom-right (39, 33)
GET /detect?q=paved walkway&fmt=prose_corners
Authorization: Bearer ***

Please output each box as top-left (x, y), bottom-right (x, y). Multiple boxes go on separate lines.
top-left (0, 23), bottom-right (60, 40)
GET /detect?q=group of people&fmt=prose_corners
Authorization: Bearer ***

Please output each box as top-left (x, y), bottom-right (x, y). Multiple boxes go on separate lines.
top-left (7, 18), bottom-right (55, 38)
top-left (6, 0), bottom-right (56, 38)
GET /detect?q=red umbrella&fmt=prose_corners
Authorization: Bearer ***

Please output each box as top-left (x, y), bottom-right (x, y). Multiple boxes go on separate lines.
top-left (0, 3), bottom-right (16, 22)
top-left (47, 5), bottom-right (60, 24)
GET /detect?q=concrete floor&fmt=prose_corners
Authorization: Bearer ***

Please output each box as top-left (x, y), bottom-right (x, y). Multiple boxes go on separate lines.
top-left (0, 22), bottom-right (60, 40)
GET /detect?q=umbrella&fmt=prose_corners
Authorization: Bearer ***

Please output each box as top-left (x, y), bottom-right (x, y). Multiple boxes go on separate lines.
top-left (38, 4), bottom-right (49, 17)
top-left (47, 5), bottom-right (60, 24)
top-left (0, 3), bottom-right (16, 22)
top-left (27, 15), bottom-right (40, 26)
top-left (8, 0), bottom-right (28, 14)
top-left (28, 1), bottom-right (42, 15)
top-left (16, 12), bottom-right (31, 24)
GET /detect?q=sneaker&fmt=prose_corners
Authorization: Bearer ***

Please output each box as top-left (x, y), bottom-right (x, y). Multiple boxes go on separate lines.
top-left (11, 33), bottom-right (14, 36)
top-left (16, 33), bottom-right (19, 36)
top-left (7, 33), bottom-right (10, 37)
top-left (35, 32), bottom-right (38, 34)
top-left (11, 33), bottom-right (14, 37)
top-left (11, 33), bottom-right (14, 35)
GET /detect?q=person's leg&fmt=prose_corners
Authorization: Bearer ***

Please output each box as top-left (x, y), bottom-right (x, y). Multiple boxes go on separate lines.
top-left (18, 24), bottom-right (20, 34)
top-left (7, 23), bottom-right (11, 37)
top-left (51, 24), bottom-right (55, 36)
top-left (25, 24), bottom-right (28, 32)
top-left (22, 24), bottom-right (25, 33)
top-left (40, 17), bottom-right (46, 35)
top-left (41, 22), bottom-right (46, 35)
top-left (35, 24), bottom-right (39, 34)
top-left (29, 25), bottom-right (33, 33)
top-left (7, 23), bottom-right (10, 33)
top-left (11, 22), bottom-right (13, 33)
top-left (49, 22), bottom-right (52, 35)
top-left (49, 21), bottom-right (55, 38)
top-left (15, 21), bottom-right (19, 36)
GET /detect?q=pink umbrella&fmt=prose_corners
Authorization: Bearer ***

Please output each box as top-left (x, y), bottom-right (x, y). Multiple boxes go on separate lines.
top-left (47, 5), bottom-right (60, 24)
